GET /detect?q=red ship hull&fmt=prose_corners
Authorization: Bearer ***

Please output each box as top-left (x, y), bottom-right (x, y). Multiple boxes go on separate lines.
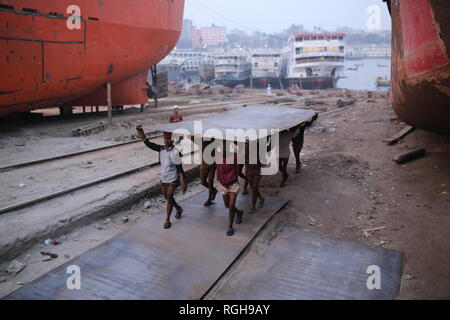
top-left (389, 0), bottom-right (450, 134)
top-left (0, 0), bottom-right (185, 116)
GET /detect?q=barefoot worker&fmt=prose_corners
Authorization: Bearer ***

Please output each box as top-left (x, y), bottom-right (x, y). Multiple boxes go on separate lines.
top-left (279, 127), bottom-right (300, 187)
top-left (170, 106), bottom-right (184, 145)
top-left (136, 126), bottom-right (187, 229)
top-left (199, 138), bottom-right (218, 207)
top-left (169, 105), bottom-right (184, 123)
top-left (216, 141), bottom-right (244, 237)
top-left (292, 124), bottom-right (306, 174)
top-left (291, 115), bottom-right (317, 173)
top-left (244, 141), bottom-right (265, 214)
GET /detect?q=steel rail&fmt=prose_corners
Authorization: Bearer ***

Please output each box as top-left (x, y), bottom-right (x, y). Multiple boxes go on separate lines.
top-left (0, 150), bottom-right (198, 215)
top-left (0, 132), bottom-right (162, 172)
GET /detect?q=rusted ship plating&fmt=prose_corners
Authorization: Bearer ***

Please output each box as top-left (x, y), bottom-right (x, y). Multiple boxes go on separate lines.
top-left (385, 0), bottom-right (450, 134)
top-left (0, 0), bottom-right (185, 116)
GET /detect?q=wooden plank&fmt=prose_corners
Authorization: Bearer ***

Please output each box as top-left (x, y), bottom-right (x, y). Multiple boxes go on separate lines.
top-left (383, 126), bottom-right (415, 145)
top-left (394, 147), bottom-right (427, 164)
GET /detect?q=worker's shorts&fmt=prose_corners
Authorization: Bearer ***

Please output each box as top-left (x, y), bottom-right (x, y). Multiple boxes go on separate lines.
top-left (199, 163), bottom-right (216, 172)
top-left (161, 180), bottom-right (179, 188)
top-left (219, 182), bottom-right (240, 196)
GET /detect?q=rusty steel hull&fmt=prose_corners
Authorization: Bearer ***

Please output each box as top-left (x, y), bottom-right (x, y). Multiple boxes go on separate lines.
top-left (390, 0), bottom-right (450, 134)
top-left (0, 0), bottom-right (185, 116)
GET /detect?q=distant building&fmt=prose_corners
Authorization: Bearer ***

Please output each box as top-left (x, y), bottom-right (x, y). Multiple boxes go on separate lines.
top-left (200, 24), bottom-right (228, 47)
top-left (180, 19), bottom-right (193, 41)
top-left (363, 45), bottom-right (391, 58)
top-left (346, 45), bottom-right (391, 58)
top-left (178, 19), bottom-right (194, 48)
top-left (192, 29), bottom-right (203, 49)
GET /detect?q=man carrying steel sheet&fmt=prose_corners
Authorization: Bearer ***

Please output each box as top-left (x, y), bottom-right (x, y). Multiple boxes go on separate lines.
top-left (137, 126), bottom-right (187, 230)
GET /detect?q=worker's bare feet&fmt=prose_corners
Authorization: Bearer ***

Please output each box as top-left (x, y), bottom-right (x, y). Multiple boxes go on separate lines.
top-left (211, 188), bottom-right (218, 200)
top-left (204, 200), bottom-right (213, 207)
top-left (175, 208), bottom-right (183, 219)
top-left (164, 221), bottom-right (172, 229)
top-left (280, 174), bottom-right (289, 187)
top-left (258, 197), bottom-right (265, 208)
top-left (235, 209), bottom-right (244, 224)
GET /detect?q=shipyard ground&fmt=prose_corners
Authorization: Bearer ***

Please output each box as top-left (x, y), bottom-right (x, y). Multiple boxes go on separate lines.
top-left (0, 89), bottom-right (449, 299)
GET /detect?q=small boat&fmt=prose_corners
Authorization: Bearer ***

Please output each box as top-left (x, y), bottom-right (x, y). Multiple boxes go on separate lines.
top-left (378, 64), bottom-right (389, 67)
top-left (347, 66), bottom-right (359, 71)
top-left (375, 77), bottom-right (391, 87)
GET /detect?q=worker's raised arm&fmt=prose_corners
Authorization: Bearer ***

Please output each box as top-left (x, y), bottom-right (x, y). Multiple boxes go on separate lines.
top-left (136, 126), bottom-right (163, 152)
top-left (144, 140), bottom-right (164, 153)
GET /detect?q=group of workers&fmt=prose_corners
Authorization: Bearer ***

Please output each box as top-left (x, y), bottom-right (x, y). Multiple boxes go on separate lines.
top-left (136, 106), bottom-right (314, 236)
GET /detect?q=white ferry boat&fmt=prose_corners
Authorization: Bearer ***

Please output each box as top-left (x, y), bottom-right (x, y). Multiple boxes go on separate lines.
top-left (158, 51), bottom-right (215, 84)
top-left (251, 48), bottom-right (283, 89)
top-left (214, 50), bottom-right (252, 88)
top-left (281, 33), bottom-right (346, 89)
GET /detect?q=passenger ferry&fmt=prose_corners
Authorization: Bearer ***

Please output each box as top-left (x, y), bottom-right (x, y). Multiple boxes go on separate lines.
top-left (214, 50), bottom-right (252, 88)
top-left (251, 48), bottom-right (283, 89)
top-left (281, 33), bottom-right (346, 89)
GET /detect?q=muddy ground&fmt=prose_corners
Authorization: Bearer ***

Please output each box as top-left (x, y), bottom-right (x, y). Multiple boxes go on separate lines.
top-left (0, 89), bottom-right (449, 299)
top-left (210, 95), bottom-right (450, 300)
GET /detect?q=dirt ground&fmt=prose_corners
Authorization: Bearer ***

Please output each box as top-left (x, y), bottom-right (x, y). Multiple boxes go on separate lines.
top-left (0, 89), bottom-right (449, 299)
top-left (207, 95), bottom-right (450, 300)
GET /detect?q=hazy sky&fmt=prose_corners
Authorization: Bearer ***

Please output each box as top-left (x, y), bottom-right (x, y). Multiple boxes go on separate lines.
top-left (184, 0), bottom-right (391, 33)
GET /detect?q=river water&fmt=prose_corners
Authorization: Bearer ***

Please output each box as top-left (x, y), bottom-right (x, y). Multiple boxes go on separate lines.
top-left (337, 58), bottom-right (391, 92)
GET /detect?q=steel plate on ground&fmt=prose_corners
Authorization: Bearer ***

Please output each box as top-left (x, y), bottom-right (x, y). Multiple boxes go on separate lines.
top-left (208, 231), bottom-right (403, 300)
top-left (5, 191), bottom-right (288, 300)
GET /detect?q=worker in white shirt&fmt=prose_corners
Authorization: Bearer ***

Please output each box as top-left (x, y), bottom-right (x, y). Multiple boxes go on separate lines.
top-left (267, 84), bottom-right (272, 96)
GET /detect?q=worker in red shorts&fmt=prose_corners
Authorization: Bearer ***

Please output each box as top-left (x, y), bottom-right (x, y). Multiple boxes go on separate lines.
top-left (216, 141), bottom-right (244, 237)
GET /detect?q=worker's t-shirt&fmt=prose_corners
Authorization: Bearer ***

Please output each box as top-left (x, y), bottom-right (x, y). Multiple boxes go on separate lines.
top-left (216, 153), bottom-right (238, 188)
top-left (279, 129), bottom-right (300, 159)
top-left (144, 141), bottom-right (182, 184)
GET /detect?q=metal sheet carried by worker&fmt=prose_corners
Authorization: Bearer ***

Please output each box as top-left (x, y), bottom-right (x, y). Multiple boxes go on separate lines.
top-left (156, 105), bottom-right (319, 142)
top-left (5, 192), bottom-right (288, 300)
top-left (207, 231), bottom-right (404, 300)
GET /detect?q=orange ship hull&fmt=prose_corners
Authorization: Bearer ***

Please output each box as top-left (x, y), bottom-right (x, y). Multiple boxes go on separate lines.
top-left (0, 0), bottom-right (185, 116)
top-left (389, 0), bottom-right (450, 134)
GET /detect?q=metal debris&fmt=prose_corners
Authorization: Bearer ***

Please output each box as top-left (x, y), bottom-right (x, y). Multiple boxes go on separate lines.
top-left (72, 122), bottom-right (108, 137)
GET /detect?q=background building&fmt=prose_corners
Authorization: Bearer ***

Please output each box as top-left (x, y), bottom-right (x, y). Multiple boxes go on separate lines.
top-left (200, 24), bottom-right (228, 47)
top-left (178, 19), bottom-right (194, 48)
